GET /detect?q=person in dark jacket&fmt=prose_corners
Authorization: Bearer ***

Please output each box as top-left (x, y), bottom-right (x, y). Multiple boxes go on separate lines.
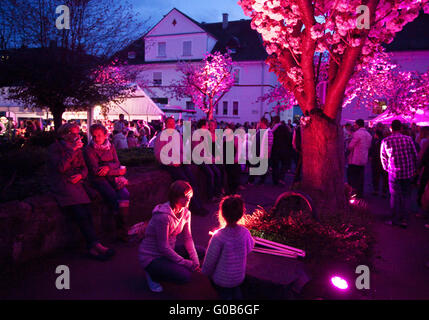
top-left (48, 123), bottom-right (114, 260)
top-left (270, 116), bottom-right (292, 186)
top-left (369, 129), bottom-right (388, 197)
top-left (85, 124), bottom-right (130, 241)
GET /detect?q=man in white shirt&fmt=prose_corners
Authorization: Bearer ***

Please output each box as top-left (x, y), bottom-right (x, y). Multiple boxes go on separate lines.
top-left (347, 119), bottom-right (373, 198)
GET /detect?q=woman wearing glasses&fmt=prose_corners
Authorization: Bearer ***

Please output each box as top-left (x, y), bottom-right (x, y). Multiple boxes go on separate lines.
top-left (138, 180), bottom-right (205, 292)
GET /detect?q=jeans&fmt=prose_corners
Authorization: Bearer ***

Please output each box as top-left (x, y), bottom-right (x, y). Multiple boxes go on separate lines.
top-left (63, 204), bottom-right (98, 249)
top-left (211, 280), bottom-right (243, 300)
top-left (389, 176), bottom-right (412, 224)
top-left (271, 153), bottom-right (290, 184)
top-left (145, 245), bottom-right (206, 284)
top-left (347, 164), bottom-right (365, 197)
top-left (91, 178), bottom-right (129, 212)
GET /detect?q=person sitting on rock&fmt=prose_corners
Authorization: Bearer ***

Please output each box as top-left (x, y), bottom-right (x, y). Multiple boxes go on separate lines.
top-left (84, 124), bottom-right (130, 242)
top-left (48, 123), bottom-right (114, 261)
top-left (138, 180), bottom-right (206, 292)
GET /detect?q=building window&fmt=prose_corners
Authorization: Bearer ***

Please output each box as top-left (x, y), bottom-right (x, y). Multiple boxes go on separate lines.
top-left (128, 51), bottom-right (136, 59)
top-left (152, 97), bottom-right (168, 105)
top-left (233, 69), bottom-right (240, 84)
top-left (186, 101), bottom-right (195, 110)
top-left (153, 72), bottom-right (162, 86)
top-left (223, 101), bottom-right (228, 115)
top-left (183, 41), bottom-right (192, 56)
top-left (158, 42), bottom-right (166, 57)
top-left (233, 101), bottom-right (239, 115)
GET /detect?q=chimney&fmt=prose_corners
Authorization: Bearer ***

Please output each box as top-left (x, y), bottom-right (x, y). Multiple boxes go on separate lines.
top-left (222, 13), bottom-right (228, 29)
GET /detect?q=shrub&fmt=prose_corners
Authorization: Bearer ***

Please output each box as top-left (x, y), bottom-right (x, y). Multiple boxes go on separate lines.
top-left (241, 204), bottom-right (374, 266)
top-left (117, 147), bottom-right (155, 167)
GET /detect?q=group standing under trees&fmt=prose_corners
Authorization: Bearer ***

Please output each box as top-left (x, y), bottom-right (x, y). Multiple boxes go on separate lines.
top-left (238, 0), bottom-right (429, 213)
top-left (0, 0), bottom-right (147, 131)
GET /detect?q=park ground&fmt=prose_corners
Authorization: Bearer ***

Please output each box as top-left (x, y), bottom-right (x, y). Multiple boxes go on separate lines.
top-left (0, 165), bottom-right (429, 300)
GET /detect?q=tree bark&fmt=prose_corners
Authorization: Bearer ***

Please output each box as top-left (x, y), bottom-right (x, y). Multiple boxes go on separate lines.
top-left (300, 112), bottom-right (347, 214)
top-left (52, 106), bottom-right (65, 132)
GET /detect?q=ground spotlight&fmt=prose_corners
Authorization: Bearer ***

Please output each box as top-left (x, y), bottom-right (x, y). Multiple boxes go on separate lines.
top-left (330, 276), bottom-right (349, 290)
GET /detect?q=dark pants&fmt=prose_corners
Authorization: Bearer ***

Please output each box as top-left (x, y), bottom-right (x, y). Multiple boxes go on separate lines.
top-left (389, 176), bottom-right (412, 224)
top-left (347, 164), bottom-right (365, 198)
top-left (91, 178), bottom-right (129, 212)
top-left (248, 159), bottom-right (270, 184)
top-left (145, 245), bottom-right (206, 284)
top-left (199, 163), bottom-right (222, 199)
top-left (225, 164), bottom-right (241, 194)
top-left (271, 153), bottom-right (290, 185)
top-left (371, 161), bottom-right (388, 194)
top-left (63, 204), bottom-right (98, 249)
top-left (211, 280), bottom-right (243, 300)
top-left (161, 164), bottom-right (204, 210)
top-left (418, 167), bottom-right (429, 207)
top-left (293, 151), bottom-right (302, 183)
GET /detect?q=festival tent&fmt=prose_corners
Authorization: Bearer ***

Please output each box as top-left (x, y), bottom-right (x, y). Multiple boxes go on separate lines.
top-left (97, 85), bottom-right (164, 122)
top-left (369, 109), bottom-right (429, 127)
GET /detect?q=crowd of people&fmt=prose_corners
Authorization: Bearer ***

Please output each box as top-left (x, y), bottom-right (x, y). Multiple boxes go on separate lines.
top-left (344, 119), bottom-right (429, 230)
top-left (4, 111), bottom-right (429, 297)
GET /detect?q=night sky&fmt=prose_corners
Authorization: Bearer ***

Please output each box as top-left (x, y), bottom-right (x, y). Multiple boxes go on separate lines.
top-left (130, 0), bottom-right (249, 29)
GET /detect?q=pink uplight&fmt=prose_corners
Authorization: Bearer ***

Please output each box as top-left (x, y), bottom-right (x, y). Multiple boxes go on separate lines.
top-left (331, 276), bottom-right (349, 290)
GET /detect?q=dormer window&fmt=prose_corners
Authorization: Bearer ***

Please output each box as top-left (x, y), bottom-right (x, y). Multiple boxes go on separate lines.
top-left (158, 42), bottom-right (166, 57)
top-left (183, 41), bottom-right (192, 56)
top-left (128, 51), bottom-right (136, 59)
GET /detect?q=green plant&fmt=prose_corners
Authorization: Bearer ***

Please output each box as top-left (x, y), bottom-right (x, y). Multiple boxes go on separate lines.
top-left (117, 147), bottom-right (155, 167)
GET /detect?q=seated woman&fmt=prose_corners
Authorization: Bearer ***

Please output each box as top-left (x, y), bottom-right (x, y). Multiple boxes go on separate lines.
top-left (84, 124), bottom-right (130, 241)
top-left (138, 180), bottom-right (206, 292)
top-left (48, 123), bottom-right (114, 261)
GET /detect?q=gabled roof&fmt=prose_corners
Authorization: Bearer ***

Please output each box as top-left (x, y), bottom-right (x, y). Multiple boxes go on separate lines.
top-left (200, 19), bottom-right (267, 61)
top-left (385, 11), bottom-right (429, 52)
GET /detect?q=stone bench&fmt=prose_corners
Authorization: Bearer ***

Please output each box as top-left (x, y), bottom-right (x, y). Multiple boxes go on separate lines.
top-left (0, 164), bottom-right (210, 273)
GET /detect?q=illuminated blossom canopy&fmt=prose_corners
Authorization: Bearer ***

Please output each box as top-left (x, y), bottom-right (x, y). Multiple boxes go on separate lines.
top-left (168, 52), bottom-right (236, 120)
top-left (239, 0), bottom-right (429, 121)
top-left (344, 52), bottom-right (429, 117)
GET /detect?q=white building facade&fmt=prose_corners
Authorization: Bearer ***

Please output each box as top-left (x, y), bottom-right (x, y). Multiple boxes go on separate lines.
top-left (118, 8), bottom-right (293, 124)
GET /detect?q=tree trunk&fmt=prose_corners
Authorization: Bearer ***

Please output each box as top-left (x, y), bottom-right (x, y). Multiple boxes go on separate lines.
top-left (52, 106), bottom-right (65, 132)
top-left (300, 112), bottom-right (347, 215)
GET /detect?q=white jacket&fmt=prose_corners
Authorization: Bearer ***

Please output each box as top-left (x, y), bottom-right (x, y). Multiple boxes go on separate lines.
top-left (348, 128), bottom-right (372, 166)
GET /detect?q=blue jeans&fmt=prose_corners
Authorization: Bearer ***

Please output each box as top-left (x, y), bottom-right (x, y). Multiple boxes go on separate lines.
top-left (91, 178), bottom-right (129, 212)
top-left (389, 176), bottom-right (412, 224)
top-left (145, 245), bottom-right (206, 284)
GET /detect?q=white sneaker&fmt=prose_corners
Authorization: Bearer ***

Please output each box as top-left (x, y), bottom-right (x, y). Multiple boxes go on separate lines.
top-left (146, 273), bottom-right (163, 293)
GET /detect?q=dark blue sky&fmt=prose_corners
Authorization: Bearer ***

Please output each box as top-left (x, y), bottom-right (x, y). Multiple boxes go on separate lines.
top-left (130, 0), bottom-right (249, 30)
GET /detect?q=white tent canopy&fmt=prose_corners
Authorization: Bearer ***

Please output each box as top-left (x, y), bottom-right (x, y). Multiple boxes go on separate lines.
top-left (369, 109), bottom-right (429, 127)
top-left (98, 85), bottom-right (164, 122)
top-left (0, 85), bottom-right (164, 122)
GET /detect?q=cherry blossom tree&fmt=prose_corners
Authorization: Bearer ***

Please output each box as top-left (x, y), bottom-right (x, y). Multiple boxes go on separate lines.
top-left (344, 51), bottom-right (429, 118)
top-left (167, 52), bottom-right (236, 120)
top-left (239, 0), bottom-right (429, 213)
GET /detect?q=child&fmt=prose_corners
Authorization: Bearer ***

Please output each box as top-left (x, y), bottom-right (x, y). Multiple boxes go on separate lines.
top-left (202, 195), bottom-right (254, 300)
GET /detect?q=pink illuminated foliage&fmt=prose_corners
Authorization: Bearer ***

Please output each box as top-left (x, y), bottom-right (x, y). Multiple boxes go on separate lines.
top-left (238, 0), bottom-right (429, 120)
top-left (344, 52), bottom-right (429, 116)
top-left (168, 52), bottom-right (236, 120)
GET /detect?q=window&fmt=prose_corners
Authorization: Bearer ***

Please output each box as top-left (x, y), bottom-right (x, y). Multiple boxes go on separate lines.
top-left (157, 42), bottom-right (166, 57)
top-left (233, 69), bottom-right (240, 84)
top-left (183, 41), bottom-right (192, 56)
top-left (153, 72), bottom-right (162, 86)
top-left (186, 101), bottom-right (195, 110)
top-left (152, 97), bottom-right (168, 105)
top-left (128, 51), bottom-right (136, 59)
top-left (233, 101), bottom-right (239, 116)
top-left (223, 101), bottom-right (228, 115)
